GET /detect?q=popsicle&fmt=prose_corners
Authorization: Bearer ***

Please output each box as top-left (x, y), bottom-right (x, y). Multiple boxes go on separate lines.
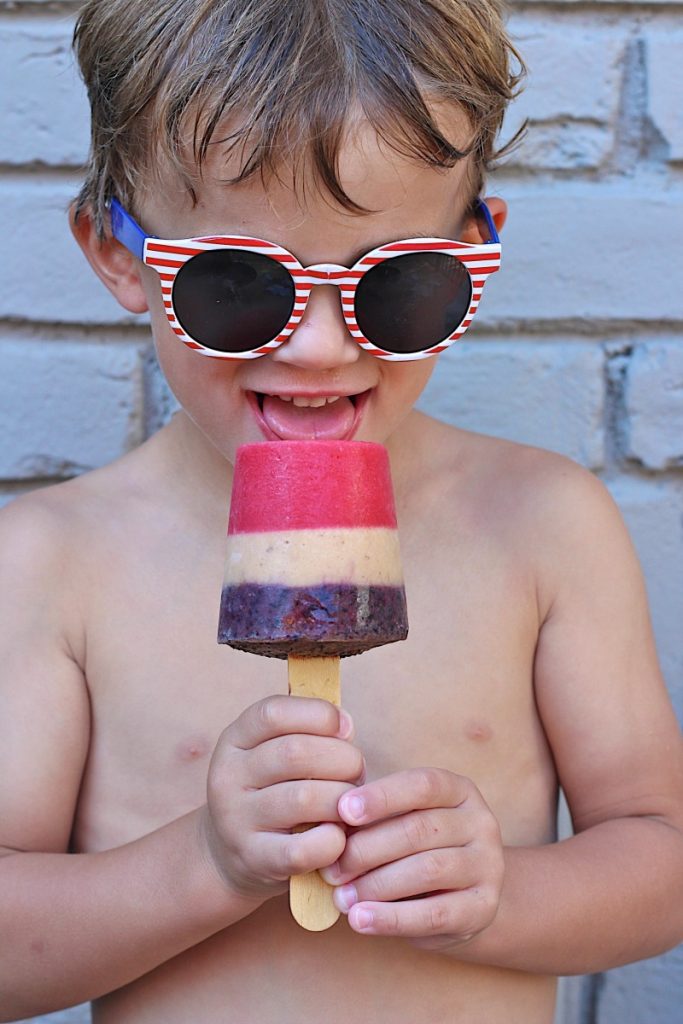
top-left (217, 440), bottom-right (408, 929)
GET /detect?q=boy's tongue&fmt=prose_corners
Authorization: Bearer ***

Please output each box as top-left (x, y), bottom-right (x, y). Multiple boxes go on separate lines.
top-left (261, 394), bottom-right (356, 440)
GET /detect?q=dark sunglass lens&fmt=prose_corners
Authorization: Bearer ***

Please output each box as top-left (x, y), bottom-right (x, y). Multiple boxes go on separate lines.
top-left (172, 249), bottom-right (295, 352)
top-left (354, 252), bottom-right (472, 353)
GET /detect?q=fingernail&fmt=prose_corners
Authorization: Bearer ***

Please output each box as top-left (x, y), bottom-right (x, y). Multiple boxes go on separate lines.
top-left (337, 709), bottom-right (354, 739)
top-left (341, 794), bottom-right (365, 823)
top-left (335, 884), bottom-right (358, 913)
top-left (354, 907), bottom-right (374, 931)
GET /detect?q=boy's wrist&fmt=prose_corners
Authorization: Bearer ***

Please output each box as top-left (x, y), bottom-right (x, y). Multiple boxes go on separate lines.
top-left (192, 807), bottom-right (269, 921)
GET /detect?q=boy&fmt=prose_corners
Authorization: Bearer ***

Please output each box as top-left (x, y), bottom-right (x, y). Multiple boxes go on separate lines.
top-left (1, 1), bottom-right (682, 1021)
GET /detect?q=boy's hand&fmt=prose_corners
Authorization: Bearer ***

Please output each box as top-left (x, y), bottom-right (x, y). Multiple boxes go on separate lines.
top-left (199, 695), bottom-right (364, 902)
top-left (320, 768), bottom-right (504, 949)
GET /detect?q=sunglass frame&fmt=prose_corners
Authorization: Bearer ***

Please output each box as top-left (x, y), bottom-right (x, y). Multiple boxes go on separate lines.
top-left (110, 198), bottom-right (501, 361)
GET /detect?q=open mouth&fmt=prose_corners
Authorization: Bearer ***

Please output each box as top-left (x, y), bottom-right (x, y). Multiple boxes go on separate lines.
top-left (249, 390), bottom-right (368, 441)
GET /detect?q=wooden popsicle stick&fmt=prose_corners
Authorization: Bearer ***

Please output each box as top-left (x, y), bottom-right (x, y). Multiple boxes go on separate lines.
top-left (287, 654), bottom-right (342, 931)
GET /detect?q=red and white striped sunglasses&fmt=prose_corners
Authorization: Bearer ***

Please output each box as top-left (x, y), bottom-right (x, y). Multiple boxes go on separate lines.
top-left (109, 198), bottom-right (501, 361)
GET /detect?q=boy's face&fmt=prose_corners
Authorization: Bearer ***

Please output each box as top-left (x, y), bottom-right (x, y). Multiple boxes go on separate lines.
top-left (80, 112), bottom-right (504, 466)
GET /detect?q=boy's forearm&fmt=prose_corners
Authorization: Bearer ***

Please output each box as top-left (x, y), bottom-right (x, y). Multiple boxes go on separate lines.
top-left (445, 816), bottom-right (683, 975)
top-left (0, 808), bottom-right (262, 1021)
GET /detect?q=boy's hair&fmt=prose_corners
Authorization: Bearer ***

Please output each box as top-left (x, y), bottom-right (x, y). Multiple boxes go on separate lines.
top-left (73, 0), bottom-right (525, 235)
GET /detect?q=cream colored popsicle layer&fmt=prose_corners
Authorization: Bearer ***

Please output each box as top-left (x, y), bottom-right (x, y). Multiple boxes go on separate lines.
top-left (223, 528), bottom-right (404, 586)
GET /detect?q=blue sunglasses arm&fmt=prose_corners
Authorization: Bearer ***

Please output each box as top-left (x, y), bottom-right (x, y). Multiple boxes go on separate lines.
top-left (109, 198), bottom-right (148, 260)
top-left (474, 199), bottom-right (500, 244)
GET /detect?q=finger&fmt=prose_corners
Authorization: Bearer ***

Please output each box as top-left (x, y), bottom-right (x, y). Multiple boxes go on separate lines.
top-left (338, 768), bottom-right (470, 827)
top-left (345, 888), bottom-right (498, 940)
top-left (332, 848), bottom-right (479, 910)
top-left (247, 733), bottom-right (364, 788)
top-left (252, 779), bottom-right (356, 829)
top-left (225, 695), bottom-right (354, 749)
top-left (249, 823), bottom-right (348, 881)
top-left (323, 807), bottom-right (473, 884)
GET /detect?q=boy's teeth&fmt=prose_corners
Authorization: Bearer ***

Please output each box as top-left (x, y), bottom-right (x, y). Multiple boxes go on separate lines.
top-left (281, 395), bottom-right (341, 408)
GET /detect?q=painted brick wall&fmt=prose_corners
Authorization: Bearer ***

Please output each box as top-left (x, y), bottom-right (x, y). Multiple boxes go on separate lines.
top-left (1, 1), bottom-right (681, 1023)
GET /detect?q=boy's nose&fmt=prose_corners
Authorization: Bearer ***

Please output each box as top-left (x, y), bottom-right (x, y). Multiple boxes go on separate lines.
top-left (270, 284), bottom-right (361, 369)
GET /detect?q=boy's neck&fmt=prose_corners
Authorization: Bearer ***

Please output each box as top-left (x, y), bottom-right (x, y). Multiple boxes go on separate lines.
top-left (156, 411), bottom-right (233, 522)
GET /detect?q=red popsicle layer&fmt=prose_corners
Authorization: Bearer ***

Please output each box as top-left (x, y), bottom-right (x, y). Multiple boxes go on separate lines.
top-left (227, 440), bottom-right (399, 533)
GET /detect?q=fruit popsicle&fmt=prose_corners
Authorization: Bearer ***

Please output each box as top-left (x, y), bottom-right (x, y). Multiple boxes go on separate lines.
top-left (217, 440), bottom-right (408, 930)
top-left (217, 440), bottom-right (408, 657)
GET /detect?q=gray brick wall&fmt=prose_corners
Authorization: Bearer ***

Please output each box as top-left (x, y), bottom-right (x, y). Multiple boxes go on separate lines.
top-left (1, 1), bottom-right (681, 1022)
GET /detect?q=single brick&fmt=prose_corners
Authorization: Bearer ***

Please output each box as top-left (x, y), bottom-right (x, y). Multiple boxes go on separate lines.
top-left (501, 16), bottom-right (625, 168)
top-left (0, 337), bottom-right (145, 479)
top-left (624, 342), bottom-right (683, 470)
top-left (481, 185), bottom-right (683, 324)
top-left (514, 123), bottom-right (611, 172)
top-left (0, 18), bottom-right (88, 166)
top-left (417, 339), bottom-right (605, 469)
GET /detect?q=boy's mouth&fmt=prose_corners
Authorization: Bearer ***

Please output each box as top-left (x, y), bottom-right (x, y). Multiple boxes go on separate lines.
top-left (248, 390), bottom-right (368, 440)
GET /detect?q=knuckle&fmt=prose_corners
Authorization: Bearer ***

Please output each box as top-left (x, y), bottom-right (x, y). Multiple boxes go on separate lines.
top-left (282, 834), bottom-right (311, 876)
top-left (320, 699), bottom-right (341, 731)
top-left (427, 900), bottom-right (452, 933)
top-left (278, 734), bottom-right (308, 772)
top-left (211, 725), bottom-right (232, 754)
top-left (257, 695), bottom-right (287, 734)
top-left (290, 779), bottom-right (317, 819)
top-left (422, 850), bottom-right (446, 887)
top-left (342, 833), bottom-right (371, 876)
top-left (403, 812), bottom-right (435, 849)
top-left (207, 760), bottom-right (237, 811)
top-left (478, 809), bottom-right (502, 845)
top-left (414, 767), bottom-right (445, 805)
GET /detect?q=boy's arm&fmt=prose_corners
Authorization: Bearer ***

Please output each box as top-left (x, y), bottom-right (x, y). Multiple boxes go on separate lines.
top-left (324, 461), bottom-right (683, 973)
top-left (477, 464), bottom-right (683, 972)
top-left (0, 496), bottom-right (259, 1021)
top-left (0, 492), bottom-right (359, 1020)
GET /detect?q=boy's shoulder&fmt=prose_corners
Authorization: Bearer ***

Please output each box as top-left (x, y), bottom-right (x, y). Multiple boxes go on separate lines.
top-left (0, 432), bottom-right (170, 584)
top-left (410, 412), bottom-right (624, 589)
top-left (412, 411), bottom-right (609, 518)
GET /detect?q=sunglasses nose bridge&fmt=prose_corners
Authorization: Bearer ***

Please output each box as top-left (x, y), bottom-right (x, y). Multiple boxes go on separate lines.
top-left (303, 263), bottom-right (350, 288)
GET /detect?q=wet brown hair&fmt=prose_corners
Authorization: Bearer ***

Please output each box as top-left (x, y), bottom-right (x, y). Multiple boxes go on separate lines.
top-left (73, 0), bottom-right (525, 235)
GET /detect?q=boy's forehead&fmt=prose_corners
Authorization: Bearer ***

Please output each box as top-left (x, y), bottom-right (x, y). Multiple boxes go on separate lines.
top-left (139, 103), bottom-right (475, 246)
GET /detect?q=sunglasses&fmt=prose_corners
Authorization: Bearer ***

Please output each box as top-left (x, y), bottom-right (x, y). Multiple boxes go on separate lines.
top-left (109, 198), bottom-right (501, 361)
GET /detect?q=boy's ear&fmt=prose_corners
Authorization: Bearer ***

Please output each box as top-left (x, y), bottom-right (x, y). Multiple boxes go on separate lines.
top-left (459, 196), bottom-right (507, 244)
top-left (69, 203), bottom-right (149, 314)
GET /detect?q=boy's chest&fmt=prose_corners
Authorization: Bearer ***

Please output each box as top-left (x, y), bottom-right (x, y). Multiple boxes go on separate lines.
top-left (73, 526), bottom-right (556, 853)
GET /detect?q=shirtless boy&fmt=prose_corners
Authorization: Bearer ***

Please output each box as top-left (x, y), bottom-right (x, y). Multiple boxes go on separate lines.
top-left (1, 1), bottom-right (682, 1022)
